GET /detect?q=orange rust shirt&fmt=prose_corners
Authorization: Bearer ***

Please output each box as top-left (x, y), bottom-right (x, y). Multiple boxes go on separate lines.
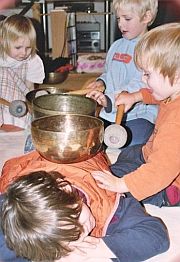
top-left (0, 151), bottom-right (118, 237)
top-left (124, 89), bottom-right (180, 200)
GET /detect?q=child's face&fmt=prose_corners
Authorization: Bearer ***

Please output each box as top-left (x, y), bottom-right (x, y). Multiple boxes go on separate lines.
top-left (142, 68), bottom-right (177, 101)
top-left (78, 203), bottom-right (96, 238)
top-left (116, 8), bottom-right (148, 40)
top-left (8, 36), bottom-right (32, 61)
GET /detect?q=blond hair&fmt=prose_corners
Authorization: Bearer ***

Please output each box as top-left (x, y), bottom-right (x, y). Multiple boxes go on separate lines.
top-left (0, 14), bottom-right (37, 59)
top-left (134, 23), bottom-right (180, 85)
top-left (1, 171), bottom-right (83, 261)
top-left (113, 0), bottom-right (158, 26)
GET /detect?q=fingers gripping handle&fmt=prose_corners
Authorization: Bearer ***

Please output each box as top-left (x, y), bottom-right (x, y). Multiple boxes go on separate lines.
top-left (115, 104), bottom-right (125, 125)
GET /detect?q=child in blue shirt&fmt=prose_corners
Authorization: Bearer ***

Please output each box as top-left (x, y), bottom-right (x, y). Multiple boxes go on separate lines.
top-left (87, 0), bottom-right (158, 147)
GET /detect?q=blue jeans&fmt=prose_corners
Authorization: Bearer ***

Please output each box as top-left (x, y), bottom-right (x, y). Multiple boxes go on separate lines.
top-left (122, 118), bottom-right (154, 147)
top-left (110, 144), bottom-right (165, 207)
top-left (24, 134), bottom-right (35, 154)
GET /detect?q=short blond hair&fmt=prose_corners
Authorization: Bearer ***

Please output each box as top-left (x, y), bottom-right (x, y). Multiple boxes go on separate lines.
top-left (134, 23), bottom-right (180, 85)
top-left (0, 14), bottom-right (37, 59)
top-left (113, 0), bottom-right (158, 26)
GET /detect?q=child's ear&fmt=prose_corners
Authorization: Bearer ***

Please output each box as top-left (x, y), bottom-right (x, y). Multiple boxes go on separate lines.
top-left (56, 178), bottom-right (73, 193)
top-left (63, 184), bottom-right (72, 193)
top-left (142, 10), bottom-right (153, 24)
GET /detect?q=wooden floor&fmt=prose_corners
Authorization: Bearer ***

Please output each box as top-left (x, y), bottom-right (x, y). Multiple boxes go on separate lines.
top-left (40, 72), bottom-right (100, 92)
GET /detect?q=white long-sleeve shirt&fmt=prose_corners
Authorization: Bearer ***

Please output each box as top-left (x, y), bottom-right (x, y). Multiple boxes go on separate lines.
top-left (0, 54), bottom-right (45, 129)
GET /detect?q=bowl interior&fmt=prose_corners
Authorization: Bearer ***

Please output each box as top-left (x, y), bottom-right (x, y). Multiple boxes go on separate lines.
top-left (26, 88), bottom-right (66, 114)
top-left (32, 94), bottom-right (97, 118)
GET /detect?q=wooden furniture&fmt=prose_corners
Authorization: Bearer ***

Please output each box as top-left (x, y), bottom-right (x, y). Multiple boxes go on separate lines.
top-left (21, 0), bottom-right (112, 52)
top-left (45, 0), bottom-right (112, 51)
top-left (40, 72), bottom-right (99, 91)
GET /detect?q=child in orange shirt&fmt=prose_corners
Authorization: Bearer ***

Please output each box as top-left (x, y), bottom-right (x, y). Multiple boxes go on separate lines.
top-left (92, 22), bottom-right (180, 207)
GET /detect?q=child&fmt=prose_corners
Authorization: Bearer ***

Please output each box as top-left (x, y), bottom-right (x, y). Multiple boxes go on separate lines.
top-left (86, 0), bottom-right (158, 147)
top-left (92, 23), bottom-right (180, 207)
top-left (0, 14), bottom-right (44, 131)
top-left (0, 171), bottom-right (169, 262)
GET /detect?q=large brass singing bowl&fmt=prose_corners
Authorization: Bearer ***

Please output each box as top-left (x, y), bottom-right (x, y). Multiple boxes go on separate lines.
top-left (31, 114), bottom-right (104, 164)
top-left (32, 94), bottom-right (97, 119)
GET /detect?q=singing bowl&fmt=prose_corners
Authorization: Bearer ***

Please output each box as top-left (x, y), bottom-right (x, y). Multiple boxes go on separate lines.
top-left (31, 114), bottom-right (104, 164)
top-left (26, 87), bottom-right (66, 114)
top-left (32, 94), bottom-right (97, 119)
top-left (44, 71), bottom-right (69, 84)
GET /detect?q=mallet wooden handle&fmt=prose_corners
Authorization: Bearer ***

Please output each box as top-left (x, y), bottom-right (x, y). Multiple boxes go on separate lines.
top-left (0, 97), bottom-right (10, 107)
top-left (115, 104), bottom-right (125, 125)
top-left (67, 85), bottom-right (104, 95)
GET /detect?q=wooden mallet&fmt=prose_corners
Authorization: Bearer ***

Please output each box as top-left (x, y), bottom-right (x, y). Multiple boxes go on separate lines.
top-left (104, 104), bottom-right (127, 148)
top-left (0, 97), bottom-right (28, 117)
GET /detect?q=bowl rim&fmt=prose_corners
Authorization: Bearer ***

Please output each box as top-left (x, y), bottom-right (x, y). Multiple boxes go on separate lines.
top-left (31, 114), bottom-right (104, 132)
top-left (44, 71), bottom-right (69, 84)
top-left (32, 93), bottom-right (97, 112)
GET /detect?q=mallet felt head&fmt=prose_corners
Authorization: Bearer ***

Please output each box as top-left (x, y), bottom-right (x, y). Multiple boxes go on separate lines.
top-left (9, 100), bottom-right (28, 118)
top-left (104, 124), bottom-right (127, 148)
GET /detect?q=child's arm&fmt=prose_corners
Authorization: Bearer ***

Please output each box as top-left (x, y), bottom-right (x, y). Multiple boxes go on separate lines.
top-left (103, 198), bottom-right (169, 261)
top-left (92, 170), bottom-right (128, 194)
top-left (58, 236), bottom-right (116, 262)
top-left (140, 88), bottom-right (160, 104)
top-left (115, 88), bottom-right (159, 112)
top-left (102, 197), bottom-right (169, 262)
top-left (86, 79), bottom-right (105, 91)
top-left (26, 54), bottom-right (45, 84)
top-left (115, 91), bottom-right (143, 113)
top-left (86, 90), bottom-right (108, 107)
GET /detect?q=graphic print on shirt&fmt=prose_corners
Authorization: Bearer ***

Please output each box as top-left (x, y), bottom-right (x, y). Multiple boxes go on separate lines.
top-left (113, 53), bottom-right (132, 63)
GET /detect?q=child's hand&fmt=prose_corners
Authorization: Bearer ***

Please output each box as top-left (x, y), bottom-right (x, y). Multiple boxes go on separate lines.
top-left (58, 236), bottom-right (115, 262)
top-left (115, 91), bottom-right (142, 113)
top-left (86, 91), bottom-right (107, 107)
top-left (70, 236), bottom-right (99, 254)
top-left (92, 170), bottom-right (129, 193)
top-left (86, 80), bottom-right (104, 90)
top-left (57, 236), bottom-right (99, 262)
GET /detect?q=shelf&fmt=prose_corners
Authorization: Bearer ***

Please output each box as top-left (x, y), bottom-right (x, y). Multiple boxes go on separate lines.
top-left (46, 0), bottom-right (112, 3)
top-left (76, 12), bottom-right (112, 15)
top-left (25, 0), bottom-right (112, 53)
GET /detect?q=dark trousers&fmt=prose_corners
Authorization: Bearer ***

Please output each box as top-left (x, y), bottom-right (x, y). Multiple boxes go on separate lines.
top-left (110, 144), bottom-right (165, 207)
